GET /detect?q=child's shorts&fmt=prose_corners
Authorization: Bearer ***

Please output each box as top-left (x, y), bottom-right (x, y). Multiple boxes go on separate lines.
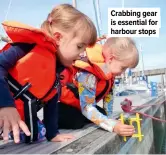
top-left (10, 120), bottom-right (46, 143)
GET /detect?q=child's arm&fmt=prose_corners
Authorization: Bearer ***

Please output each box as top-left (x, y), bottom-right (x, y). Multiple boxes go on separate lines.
top-left (0, 43), bottom-right (34, 142)
top-left (0, 43), bottom-right (34, 107)
top-left (43, 94), bottom-right (59, 141)
top-left (103, 84), bottom-right (114, 118)
top-left (77, 71), bottom-right (117, 132)
top-left (44, 92), bottom-right (74, 142)
top-left (77, 71), bottom-right (135, 136)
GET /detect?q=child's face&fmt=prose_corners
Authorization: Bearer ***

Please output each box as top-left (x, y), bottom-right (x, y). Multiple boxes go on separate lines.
top-left (108, 58), bottom-right (133, 77)
top-left (56, 30), bottom-right (88, 67)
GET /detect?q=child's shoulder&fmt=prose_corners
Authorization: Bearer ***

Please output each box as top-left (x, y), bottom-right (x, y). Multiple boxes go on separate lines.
top-left (76, 71), bottom-right (95, 80)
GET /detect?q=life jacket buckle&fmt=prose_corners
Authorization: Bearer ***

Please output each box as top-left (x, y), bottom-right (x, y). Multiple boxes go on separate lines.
top-left (14, 82), bottom-right (31, 100)
top-left (54, 81), bottom-right (59, 89)
top-left (54, 74), bottom-right (60, 89)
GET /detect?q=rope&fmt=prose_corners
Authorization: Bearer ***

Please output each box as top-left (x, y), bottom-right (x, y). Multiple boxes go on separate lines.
top-left (121, 98), bottom-right (166, 123)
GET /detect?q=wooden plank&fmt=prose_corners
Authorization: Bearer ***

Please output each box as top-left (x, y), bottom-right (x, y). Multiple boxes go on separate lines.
top-left (54, 128), bottom-right (107, 154)
top-left (0, 124), bottom-right (98, 154)
top-left (0, 96), bottom-right (163, 154)
top-left (55, 96), bottom-right (166, 154)
top-left (77, 132), bottom-right (118, 154)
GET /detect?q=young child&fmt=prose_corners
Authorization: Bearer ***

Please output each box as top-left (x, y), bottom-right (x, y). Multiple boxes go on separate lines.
top-left (0, 4), bottom-right (97, 143)
top-left (59, 37), bottom-right (139, 136)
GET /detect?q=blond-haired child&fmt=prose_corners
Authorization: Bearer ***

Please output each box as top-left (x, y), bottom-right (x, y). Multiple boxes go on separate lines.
top-left (59, 37), bottom-right (138, 136)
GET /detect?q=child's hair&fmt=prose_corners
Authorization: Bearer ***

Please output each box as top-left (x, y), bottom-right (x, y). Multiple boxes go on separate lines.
top-left (103, 37), bottom-right (139, 68)
top-left (41, 4), bottom-right (97, 46)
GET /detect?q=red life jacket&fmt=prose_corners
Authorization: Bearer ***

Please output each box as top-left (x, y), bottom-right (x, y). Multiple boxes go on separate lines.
top-left (60, 44), bottom-right (114, 110)
top-left (0, 21), bottom-right (60, 143)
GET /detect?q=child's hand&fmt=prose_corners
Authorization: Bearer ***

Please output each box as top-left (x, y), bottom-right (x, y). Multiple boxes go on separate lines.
top-left (51, 133), bottom-right (75, 142)
top-left (0, 107), bottom-right (31, 143)
top-left (113, 121), bottom-right (135, 136)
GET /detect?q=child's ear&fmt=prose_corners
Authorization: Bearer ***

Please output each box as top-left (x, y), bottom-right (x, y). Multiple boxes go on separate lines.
top-left (105, 56), bottom-right (113, 64)
top-left (108, 55), bottom-right (114, 63)
top-left (53, 32), bottom-right (62, 45)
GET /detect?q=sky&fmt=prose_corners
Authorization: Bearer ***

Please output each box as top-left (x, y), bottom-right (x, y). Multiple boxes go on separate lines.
top-left (0, 0), bottom-right (166, 82)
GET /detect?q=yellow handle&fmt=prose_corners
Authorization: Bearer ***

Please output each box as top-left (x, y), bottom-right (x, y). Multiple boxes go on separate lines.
top-left (129, 113), bottom-right (144, 142)
top-left (119, 113), bottom-right (127, 141)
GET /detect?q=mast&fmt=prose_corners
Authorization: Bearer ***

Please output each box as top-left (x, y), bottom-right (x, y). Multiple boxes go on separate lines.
top-left (139, 43), bottom-right (145, 77)
top-left (72, 0), bottom-right (77, 8)
top-left (121, 0), bottom-right (125, 81)
top-left (122, 0), bottom-right (124, 8)
top-left (93, 0), bottom-right (102, 44)
top-left (4, 0), bottom-right (13, 21)
top-left (96, 0), bottom-right (102, 39)
top-left (0, 0), bottom-right (13, 43)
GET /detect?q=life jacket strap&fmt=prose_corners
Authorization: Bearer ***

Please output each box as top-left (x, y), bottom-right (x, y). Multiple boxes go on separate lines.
top-left (7, 75), bottom-right (39, 143)
top-left (13, 82), bottom-right (32, 100)
top-left (66, 83), bottom-right (79, 99)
